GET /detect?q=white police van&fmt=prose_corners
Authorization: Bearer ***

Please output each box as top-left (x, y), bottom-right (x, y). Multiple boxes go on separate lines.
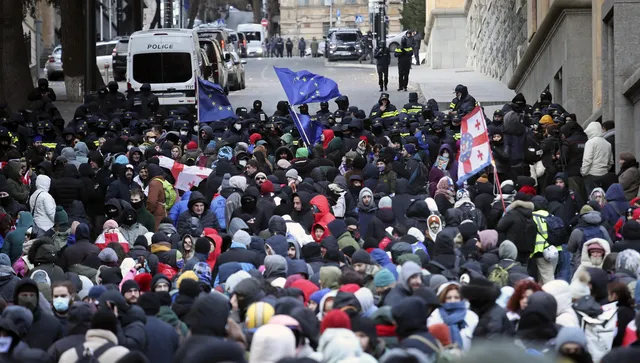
top-left (127, 29), bottom-right (202, 112)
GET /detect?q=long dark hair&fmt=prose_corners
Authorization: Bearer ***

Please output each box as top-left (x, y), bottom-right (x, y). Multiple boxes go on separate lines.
top-left (608, 281), bottom-right (634, 308)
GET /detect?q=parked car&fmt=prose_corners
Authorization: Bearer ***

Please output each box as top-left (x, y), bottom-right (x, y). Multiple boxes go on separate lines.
top-left (44, 46), bottom-right (63, 81)
top-left (112, 37), bottom-right (129, 81)
top-left (199, 37), bottom-right (231, 94)
top-left (45, 40), bottom-right (118, 82)
top-left (196, 25), bottom-right (234, 53)
top-left (386, 30), bottom-right (407, 53)
top-left (326, 29), bottom-right (363, 61)
top-left (226, 51), bottom-right (246, 91)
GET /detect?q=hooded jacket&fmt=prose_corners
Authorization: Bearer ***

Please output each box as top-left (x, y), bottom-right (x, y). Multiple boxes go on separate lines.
top-left (5, 161), bottom-right (30, 204)
top-left (29, 175), bottom-right (56, 231)
top-left (51, 164), bottom-right (85, 209)
top-left (502, 111), bottom-right (527, 166)
top-left (613, 221), bottom-right (640, 254)
top-left (13, 278), bottom-right (64, 350)
top-left (383, 261), bottom-right (422, 307)
top-left (290, 192), bottom-right (314, 233)
top-left (146, 164), bottom-right (167, 228)
top-left (310, 195), bottom-right (335, 227)
top-left (542, 280), bottom-right (580, 328)
top-left (176, 192), bottom-right (219, 237)
top-left (573, 238), bottom-right (611, 278)
top-left (496, 200), bottom-right (535, 260)
top-left (57, 223), bottom-right (101, 271)
top-left (560, 122), bottom-right (588, 177)
top-left (601, 183), bottom-right (629, 227)
top-left (567, 211), bottom-right (612, 267)
top-left (225, 175), bottom-right (248, 228)
top-left (392, 297), bottom-right (438, 356)
top-left (58, 329), bottom-right (129, 363)
top-left (581, 122), bottom-right (613, 177)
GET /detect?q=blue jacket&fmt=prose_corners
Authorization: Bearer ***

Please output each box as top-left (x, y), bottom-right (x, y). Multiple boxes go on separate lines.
top-left (602, 183), bottom-right (629, 227)
top-left (169, 191), bottom-right (220, 226)
top-left (143, 316), bottom-right (179, 363)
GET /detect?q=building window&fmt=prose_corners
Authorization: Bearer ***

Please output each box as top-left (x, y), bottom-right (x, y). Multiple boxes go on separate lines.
top-left (323, 22), bottom-right (331, 35)
top-left (298, 0), bottom-right (309, 6)
top-left (344, 0), bottom-right (357, 4)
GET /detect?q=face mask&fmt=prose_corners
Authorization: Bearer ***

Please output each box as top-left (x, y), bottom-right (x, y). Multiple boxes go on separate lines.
top-left (0, 336), bottom-right (12, 353)
top-left (442, 151), bottom-right (450, 158)
top-left (590, 256), bottom-right (603, 266)
top-left (148, 138), bottom-right (156, 143)
top-left (180, 130), bottom-right (188, 136)
top-left (193, 125), bottom-right (199, 132)
top-left (53, 297), bottom-right (70, 312)
top-left (131, 201), bottom-right (143, 210)
top-left (234, 124), bottom-right (242, 131)
top-left (239, 159), bottom-right (247, 167)
top-left (123, 216), bottom-right (135, 226)
top-left (18, 295), bottom-right (38, 311)
top-left (378, 165), bottom-right (385, 172)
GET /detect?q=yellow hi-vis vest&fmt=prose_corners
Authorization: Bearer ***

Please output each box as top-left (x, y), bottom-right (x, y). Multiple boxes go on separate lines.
top-left (532, 210), bottom-right (562, 257)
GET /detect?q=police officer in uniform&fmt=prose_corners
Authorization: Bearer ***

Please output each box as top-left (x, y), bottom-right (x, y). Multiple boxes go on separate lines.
top-left (395, 31), bottom-right (414, 92)
top-left (374, 43), bottom-right (391, 92)
top-left (400, 92), bottom-right (424, 117)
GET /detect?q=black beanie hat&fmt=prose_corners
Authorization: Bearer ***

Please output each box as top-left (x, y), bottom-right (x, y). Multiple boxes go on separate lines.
top-left (157, 291), bottom-right (172, 307)
top-left (179, 278), bottom-right (202, 299)
top-left (362, 237), bottom-right (379, 250)
top-left (121, 280), bottom-right (140, 294)
top-left (151, 232), bottom-right (168, 244)
top-left (351, 249), bottom-right (371, 265)
top-left (457, 222), bottom-right (478, 241)
top-left (342, 245), bottom-right (356, 258)
top-left (134, 235), bottom-right (148, 248)
top-left (351, 316), bottom-right (377, 341)
top-left (91, 309), bottom-right (118, 335)
top-left (194, 237), bottom-right (211, 255)
top-left (138, 292), bottom-right (161, 315)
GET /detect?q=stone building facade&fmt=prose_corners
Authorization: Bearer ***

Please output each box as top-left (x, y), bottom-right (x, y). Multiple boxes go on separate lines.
top-left (279, 0), bottom-right (403, 43)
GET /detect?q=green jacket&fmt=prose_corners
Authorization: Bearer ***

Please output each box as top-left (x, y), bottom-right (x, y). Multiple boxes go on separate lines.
top-left (2, 211), bottom-right (33, 263)
top-left (379, 170), bottom-right (397, 194)
top-left (136, 207), bottom-right (156, 233)
top-left (157, 305), bottom-right (188, 340)
top-left (337, 232), bottom-right (359, 251)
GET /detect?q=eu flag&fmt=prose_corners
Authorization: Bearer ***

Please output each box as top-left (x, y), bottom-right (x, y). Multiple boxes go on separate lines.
top-left (197, 78), bottom-right (237, 123)
top-left (288, 109), bottom-right (324, 147)
top-left (274, 67), bottom-right (341, 105)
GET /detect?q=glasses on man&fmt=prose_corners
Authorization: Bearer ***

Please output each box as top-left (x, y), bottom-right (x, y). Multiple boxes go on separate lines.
top-left (255, 176), bottom-right (266, 181)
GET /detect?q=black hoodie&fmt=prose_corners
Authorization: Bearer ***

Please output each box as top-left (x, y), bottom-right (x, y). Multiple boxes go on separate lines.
top-left (560, 122), bottom-right (588, 177)
top-left (392, 297), bottom-right (438, 356)
top-left (14, 278), bottom-right (64, 350)
top-left (516, 291), bottom-right (559, 347)
top-left (50, 164), bottom-right (85, 209)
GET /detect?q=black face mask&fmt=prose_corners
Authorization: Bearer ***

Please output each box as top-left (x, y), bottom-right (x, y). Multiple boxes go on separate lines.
top-left (131, 201), bottom-right (143, 210)
top-left (0, 197), bottom-right (10, 207)
top-left (106, 209), bottom-right (118, 219)
top-left (122, 216), bottom-right (135, 226)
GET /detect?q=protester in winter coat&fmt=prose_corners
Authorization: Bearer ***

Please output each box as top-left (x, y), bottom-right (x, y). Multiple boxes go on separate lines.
top-left (176, 192), bottom-right (219, 238)
top-left (5, 160), bottom-right (29, 204)
top-left (515, 291), bottom-right (559, 350)
top-left (51, 164), bottom-right (85, 210)
top-left (290, 191), bottom-right (314, 233)
top-left (14, 277), bottom-right (64, 350)
top-left (496, 197), bottom-right (535, 262)
top-left (28, 237), bottom-right (65, 282)
top-left (146, 164), bottom-right (168, 229)
top-left (46, 301), bottom-right (94, 363)
top-left (602, 183), bottom-right (629, 228)
top-left (56, 223), bottom-right (101, 271)
top-left (617, 152), bottom-right (640, 201)
top-left (137, 292), bottom-right (179, 363)
top-left (383, 261), bottom-right (422, 306)
top-left (568, 206), bottom-right (612, 266)
top-left (249, 322), bottom-right (296, 363)
top-left (118, 208), bottom-right (148, 246)
top-left (392, 297), bottom-right (438, 356)
top-left (573, 238), bottom-right (611, 278)
top-left (542, 280), bottom-right (580, 327)
top-left (28, 175), bottom-right (55, 231)
top-left (485, 240), bottom-right (528, 286)
top-left (3, 211), bottom-right (33, 263)
top-left (427, 283), bottom-right (478, 350)
top-left (581, 121), bottom-right (614, 195)
top-left (461, 276), bottom-right (514, 339)
top-left (613, 220), bottom-right (640, 254)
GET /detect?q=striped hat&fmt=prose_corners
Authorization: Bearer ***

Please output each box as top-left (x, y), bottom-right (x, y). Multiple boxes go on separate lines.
top-left (245, 302), bottom-right (275, 330)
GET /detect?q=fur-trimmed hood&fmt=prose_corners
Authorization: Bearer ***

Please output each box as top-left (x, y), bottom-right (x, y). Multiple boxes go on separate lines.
top-left (505, 200), bottom-right (534, 213)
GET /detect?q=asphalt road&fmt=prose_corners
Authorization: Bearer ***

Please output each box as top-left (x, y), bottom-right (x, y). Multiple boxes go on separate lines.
top-left (49, 56), bottom-right (419, 120)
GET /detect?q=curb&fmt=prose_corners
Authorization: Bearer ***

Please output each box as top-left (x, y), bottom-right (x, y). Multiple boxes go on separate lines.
top-left (323, 61), bottom-right (377, 69)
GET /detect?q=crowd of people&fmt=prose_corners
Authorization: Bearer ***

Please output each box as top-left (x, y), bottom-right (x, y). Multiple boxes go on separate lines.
top-left (0, 78), bottom-right (640, 363)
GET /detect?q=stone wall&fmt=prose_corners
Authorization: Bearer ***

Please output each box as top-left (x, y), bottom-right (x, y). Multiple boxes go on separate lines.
top-left (465, 0), bottom-right (527, 83)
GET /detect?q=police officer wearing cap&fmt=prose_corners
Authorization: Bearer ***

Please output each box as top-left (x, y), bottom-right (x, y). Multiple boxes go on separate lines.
top-left (395, 31), bottom-right (414, 92)
top-left (248, 100), bottom-right (268, 121)
top-left (451, 84), bottom-right (477, 116)
top-left (400, 92), bottom-right (424, 117)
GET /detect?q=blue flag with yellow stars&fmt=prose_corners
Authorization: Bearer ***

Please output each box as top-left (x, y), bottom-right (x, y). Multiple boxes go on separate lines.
top-left (197, 77), bottom-right (237, 123)
top-left (288, 109), bottom-right (324, 147)
top-left (274, 67), bottom-right (341, 106)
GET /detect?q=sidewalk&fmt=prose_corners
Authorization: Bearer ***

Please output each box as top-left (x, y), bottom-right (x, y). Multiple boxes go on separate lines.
top-left (57, 102), bottom-right (82, 123)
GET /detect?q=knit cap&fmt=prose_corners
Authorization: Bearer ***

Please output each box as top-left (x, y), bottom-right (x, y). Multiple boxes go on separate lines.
top-left (176, 271), bottom-right (199, 289)
top-left (285, 169), bottom-right (300, 180)
top-left (186, 141), bottom-right (198, 150)
top-left (98, 248), bottom-right (118, 264)
top-left (233, 230), bottom-right (252, 246)
top-left (580, 205), bottom-right (594, 215)
top-left (320, 310), bottom-right (351, 333)
top-left (374, 268), bottom-right (396, 288)
top-left (295, 147), bottom-right (309, 158)
top-left (277, 159), bottom-right (291, 170)
top-left (351, 249), bottom-right (371, 265)
top-left (54, 206), bottom-right (69, 229)
top-left (245, 302), bottom-right (275, 330)
top-left (103, 219), bottom-right (118, 230)
top-left (539, 115), bottom-right (554, 125)
top-left (378, 196), bottom-right (392, 209)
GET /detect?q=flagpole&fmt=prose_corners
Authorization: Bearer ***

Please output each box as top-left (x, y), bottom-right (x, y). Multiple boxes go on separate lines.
top-left (288, 104), bottom-right (312, 149)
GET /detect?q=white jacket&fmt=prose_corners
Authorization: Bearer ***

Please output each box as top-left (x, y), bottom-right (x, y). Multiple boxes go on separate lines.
top-left (427, 306), bottom-right (478, 350)
top-left (581, 122), bottom-right (613, 176)
top-left (29, 175), bottom-right (56, 231)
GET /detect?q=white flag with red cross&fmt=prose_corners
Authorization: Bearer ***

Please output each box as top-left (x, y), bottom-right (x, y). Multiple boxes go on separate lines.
top-left (158, 156), bottom-right (213, 192)
top-left (457, 106), bottom-right (492, 186)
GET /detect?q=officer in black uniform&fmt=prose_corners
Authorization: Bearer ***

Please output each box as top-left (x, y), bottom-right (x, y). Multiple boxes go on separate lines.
top-left (374, 43), bottom-right (391, 92)
top-left (400, 92), bottom-right (424, 117)
top-left (394, 31), bottom-right (414, 92)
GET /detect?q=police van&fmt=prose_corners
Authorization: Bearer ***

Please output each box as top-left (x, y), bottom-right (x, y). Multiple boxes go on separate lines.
top-left (127, 29), bottom-right (202, 112)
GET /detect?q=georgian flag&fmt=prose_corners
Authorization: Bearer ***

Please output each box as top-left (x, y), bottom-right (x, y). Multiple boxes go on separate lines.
top-left (457, 106), bottom-right (492, 186)
top-left (158, 156), bottom-right (213, 192)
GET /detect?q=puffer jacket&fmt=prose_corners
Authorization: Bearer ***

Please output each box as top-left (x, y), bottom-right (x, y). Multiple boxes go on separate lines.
top-left (29, 175), bottom-right (56, 231)
top-left (2, 211), bottom-right (33, 263)
top-left (573, 238), bottom-right (611, 278)
top-left (58, 329), bottom-right (129, 363)
top-left (567, 211), bottom-right (612, 268)
top-left (542, 280), bottom-right (580, 327)
top-left (51, 164), bottom-right (85, 209)
top-left (176, 192), bottom-right (219, 238)
top-left (581, 122), bottom-right (613, 177)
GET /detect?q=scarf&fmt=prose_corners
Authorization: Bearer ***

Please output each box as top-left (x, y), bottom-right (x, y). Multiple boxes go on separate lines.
top-left (434, 188), bottom-right (455, 204)
top-left (439, 301), bottom-right (468, 347)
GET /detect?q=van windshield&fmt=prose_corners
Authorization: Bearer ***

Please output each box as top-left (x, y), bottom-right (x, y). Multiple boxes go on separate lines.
top-left (242, 31), bottom-right (261, 42)
top-left (132, 52), bottom-right (192, 84)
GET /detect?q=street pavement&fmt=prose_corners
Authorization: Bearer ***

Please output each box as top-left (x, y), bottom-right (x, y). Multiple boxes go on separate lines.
top-left (49, 56), bottom-right (422, 121)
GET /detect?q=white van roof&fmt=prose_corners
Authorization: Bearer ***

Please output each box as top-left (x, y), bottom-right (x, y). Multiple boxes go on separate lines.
top-left (130, 28), bottom-right (196, 39)
top-left (237, 23), bottom-right (263, 31)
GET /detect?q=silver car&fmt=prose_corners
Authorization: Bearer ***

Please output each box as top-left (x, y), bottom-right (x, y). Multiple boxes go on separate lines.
top-left (44, 46), bottom-right (63, 81)
top-left (226, 51), bottom-right (246, 91)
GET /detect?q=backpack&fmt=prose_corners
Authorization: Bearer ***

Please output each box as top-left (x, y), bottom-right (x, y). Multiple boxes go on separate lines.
top-left (75, 342), bottom-right (116, 363)
top-left (576, 301), bottom-right (618, 362)
top-left (157, 178), bottom-right (177, 212)
top-left (211, 195), bottom-right (227, 232)
top-left (408, 334), bottom-right (463, 363)
top-left (533, 212), bottom-right (568, 247)
top-left (488, 262), bottom-right (516, 288)
top-left (578, 225), bottom-right (605, 250)
top-left (517, 215), bottom-right (538, 256)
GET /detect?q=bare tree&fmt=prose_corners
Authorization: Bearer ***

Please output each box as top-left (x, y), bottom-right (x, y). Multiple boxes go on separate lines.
top-left (187, 0), bottom-right (201, 28)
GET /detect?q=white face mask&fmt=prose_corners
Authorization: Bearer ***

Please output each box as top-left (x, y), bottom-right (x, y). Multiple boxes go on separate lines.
top-left (239, 159), bottom-right (247, 167)
top-left (180, 130), bottom-right (188, 136)
top-left (193, 125), bottom-right (199, 132)
top-left (127, 145), bottom-right (133, 150)
top-left (234, 124), bottom-right (242, 131)
top-left (148, 138), bottom-right (156, 143)
top-left (0, 336), bottom-right (12, 353)
top-left (442, 151), bottom-right (450, 158)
